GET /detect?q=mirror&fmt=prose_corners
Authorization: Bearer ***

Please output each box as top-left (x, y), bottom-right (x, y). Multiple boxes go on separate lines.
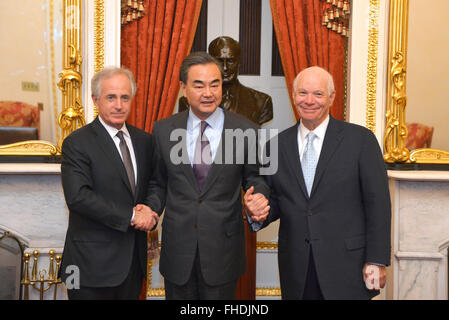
top-left (0, 0), bottom-right (85, 157)
top-left (384, 0), bottom-right (449, 165)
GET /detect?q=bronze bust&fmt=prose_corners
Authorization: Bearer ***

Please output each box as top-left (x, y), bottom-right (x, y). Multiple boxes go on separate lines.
top-left (178, 36), bottom-right (273, 126)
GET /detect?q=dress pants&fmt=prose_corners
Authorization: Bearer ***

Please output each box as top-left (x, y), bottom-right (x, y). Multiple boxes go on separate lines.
top-left (302, 246), bottom-right (324, 300)
top-left (67, 239), bottom-right (143, 300)
top-left (164, 246), bottom-right (238, 300)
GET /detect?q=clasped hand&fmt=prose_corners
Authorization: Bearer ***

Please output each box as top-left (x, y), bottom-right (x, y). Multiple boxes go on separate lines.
top-left (363, 263), bottom-right (387, 290)
top-left (243, 186), bottom-right (270, 222)
top-left (130, 204), bottom-right (159, 232)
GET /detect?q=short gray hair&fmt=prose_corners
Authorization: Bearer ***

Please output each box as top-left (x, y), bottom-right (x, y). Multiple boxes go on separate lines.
top-left (293, 66), bottom-right (335, 95)
top-left (179, 51), bottom-right (224, 84)
top-left (91, 66), bottom-right (137, 98)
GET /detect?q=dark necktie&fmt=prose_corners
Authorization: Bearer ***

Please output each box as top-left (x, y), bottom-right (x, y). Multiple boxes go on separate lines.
top-left (116, 130), bottom-right (135, 195)
top-left (193, 121), bottom-right (212, 190)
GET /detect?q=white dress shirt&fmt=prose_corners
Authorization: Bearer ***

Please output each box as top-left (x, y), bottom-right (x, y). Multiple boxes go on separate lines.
top-left (186, 107), bottom-right (224, 166)
top-left (297, 115), bottom-right (330, 162)
top-left (98, 116), bottom-right (137, 184)
top-left (249, 116), bottom-right (330, 231)
top-left (98, 116), bottom-right (137, 221)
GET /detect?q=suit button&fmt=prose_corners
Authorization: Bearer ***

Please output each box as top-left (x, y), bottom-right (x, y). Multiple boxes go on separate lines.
top-left (198, 198), bottom-right (203, 203)
top-left (194, 224), bottom-right (198, 229)
top-left (308, 210), bottom-right (312, 216)
top-left (305, 239), bottom-right (310, 244)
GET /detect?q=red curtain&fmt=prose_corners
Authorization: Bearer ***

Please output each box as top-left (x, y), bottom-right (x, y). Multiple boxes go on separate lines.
top-left (121, 0), bottom-right (203, 133)
top-left (270, 0), bottom-right (346, 121)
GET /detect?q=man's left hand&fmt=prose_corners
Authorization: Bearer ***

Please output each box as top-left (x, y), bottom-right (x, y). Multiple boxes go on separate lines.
top-left (243, 186), bottom-right (270, 222)
top-left (363, 263), bottom-right (386, 290)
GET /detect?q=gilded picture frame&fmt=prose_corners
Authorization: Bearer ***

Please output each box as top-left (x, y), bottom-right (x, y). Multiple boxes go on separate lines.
top-left (383, 0), bottom-right (449, 165)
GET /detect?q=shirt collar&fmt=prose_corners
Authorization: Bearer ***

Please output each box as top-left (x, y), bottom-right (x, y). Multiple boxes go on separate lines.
top-left (299, 115), bottom-right (330, 142)
top-left (188, 107), bottom-right (223, 132)
top-left (98, 116), bottom-right (130, 139)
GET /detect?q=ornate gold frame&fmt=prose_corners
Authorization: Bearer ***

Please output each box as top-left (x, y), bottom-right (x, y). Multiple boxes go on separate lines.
top-left (0, 0), bottom-right (85, 156)
top-left (384, 0), bottom-right (449, 164)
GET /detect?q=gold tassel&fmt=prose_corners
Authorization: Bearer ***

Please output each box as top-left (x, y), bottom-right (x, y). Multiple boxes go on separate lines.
top-left (138, 0), bottom-right (145, 12)
top-left (332, 21), bottom-right (338, 31)
top-left (322, 10), bottom-right (329, 25)
top-left (344, 0), bottom-right (350, 15)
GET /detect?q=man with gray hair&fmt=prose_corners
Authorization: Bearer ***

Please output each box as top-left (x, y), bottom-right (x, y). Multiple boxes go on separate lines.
top-left (245, 66), bottom-right (391, 299)
top-left (60, 66), bottom-right (159, 299)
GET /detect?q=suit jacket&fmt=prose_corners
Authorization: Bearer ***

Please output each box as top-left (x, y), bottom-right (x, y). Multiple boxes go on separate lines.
top-left (146, 108), bottom-right (270, 286)
top-left (263, 116), bottom-right (391, 299)
top-left (60, 117), bottom-right (155, 287)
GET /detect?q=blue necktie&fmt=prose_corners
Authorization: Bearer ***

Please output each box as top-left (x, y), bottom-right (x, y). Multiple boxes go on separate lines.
top-left (301, 132), bottom-right (318, 196)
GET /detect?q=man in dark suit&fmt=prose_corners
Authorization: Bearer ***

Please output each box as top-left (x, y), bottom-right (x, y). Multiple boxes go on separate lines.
top-left (145, 52), bottom-right (270, 299)
top-left (60, 67), bottom-right (159, 299)
top-left (245, 66), bottom-right (391, 299)
top-left (178, 36), bottom-right (273, 126)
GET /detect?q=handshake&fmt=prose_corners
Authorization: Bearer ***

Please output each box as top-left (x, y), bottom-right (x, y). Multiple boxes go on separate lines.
top-left (243, 186), bottom-right (270, 222)
top-left (130, 204), bottom-right (159, 232)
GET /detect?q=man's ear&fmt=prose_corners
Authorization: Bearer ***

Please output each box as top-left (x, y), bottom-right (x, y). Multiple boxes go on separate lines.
top-left (329, 91), bottom-right (336, 105)
top-left (92, 94), bottom-right (98, 106)
top-left (180, 81), bottom-right (187, 97)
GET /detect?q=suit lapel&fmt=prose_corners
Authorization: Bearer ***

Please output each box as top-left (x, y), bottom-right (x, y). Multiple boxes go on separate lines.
top-left (310, 116), bottom-right (344, 196)
top-left (91, 117), bottom-right (134, 198)
top-left (171, 111), bottom-right (201, 194)
top-left (198, 110), bottom-right (229, 196)
top-left (128, 125), bottom-right (142, 200)
top-left (283, 122), bottom-right (309, 198)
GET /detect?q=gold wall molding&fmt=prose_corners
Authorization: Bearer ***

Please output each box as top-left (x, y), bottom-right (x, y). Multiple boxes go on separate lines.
top-left (49, 0), bottom-right (60, 144)
top-left (256, 287), bottom-right (282, 296)
top-left (93, 0), bottom-right (104, 118)
top-left (410, 149), bottom-right (449, 164)
top-left (366, 0), bottom-right (379, 133)
top-left (384, 0), bottom-right (409, 163)
top-left (0, 141), bottom-right (58, 156)
top-left (257, 241), bottom-right (278, 251)
top-left (56, 0), bottom-right (86, 152)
